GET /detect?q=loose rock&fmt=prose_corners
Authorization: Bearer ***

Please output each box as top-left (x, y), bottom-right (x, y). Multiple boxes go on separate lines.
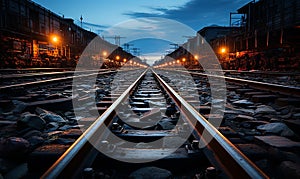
top-left (18, 113), bottom-right (46, 131)
top-left (0, 137), bottom-right (30, 158)
top-left (257, 122), bottom-right (295, 137)
top-left (129, 166), bottom-right (172, 179)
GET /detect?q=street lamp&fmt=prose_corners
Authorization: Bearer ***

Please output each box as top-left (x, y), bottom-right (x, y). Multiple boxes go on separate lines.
top-left (194, 55), bottom-right (199, 60)
top-left (52, 36), bottom-right (58, 43)
top-left (220, 47), bottom-right (227, 54)
top-left (219, 47), bottom-right (228, 62)
top-left (51, 35), bottom-right (59, 57)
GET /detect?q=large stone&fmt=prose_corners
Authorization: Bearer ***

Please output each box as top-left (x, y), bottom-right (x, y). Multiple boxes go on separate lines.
top-left (255, 136), bottom-right (300, 149)
top-left (18, 113), bottom-right (46, 130)
top-left (254, 105), bottom-right (276, 115)
top-left (129, 167), bottom-right (172, 179)
top-left (27, 136), bottom-right (44, 147)
top-left (232, 99), bottom-right (254, 107)
top-left (12, 100), bottom-right (27, 114)
top-left (257, 122), bottom-right (295, 137)
top-left (0, 137), bottom-right (30, 158)
top-left (36, 108), bottom-right (66, 124)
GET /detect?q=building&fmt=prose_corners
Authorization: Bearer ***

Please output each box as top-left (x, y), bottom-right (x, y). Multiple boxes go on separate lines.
top-left (0, 0), bottom-right (97, 67)
top-left (214, 0), bottom-right (300, 54)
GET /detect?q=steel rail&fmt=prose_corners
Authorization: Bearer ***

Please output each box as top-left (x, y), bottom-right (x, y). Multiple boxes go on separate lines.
top-left (42, 68), bottom-right (268, 178)
top-left (0, 68), bottom-right (72, 73)
top-left (0, 69), bottom-right (106, 80)
top-left (152, 69), bottom-right (269, 179)
top-left (170, 69), bottom-right (300, 97)
top-left (41, 69), bottom-right (148, 178)
top-left (0, 71), bottom-right (114, 91)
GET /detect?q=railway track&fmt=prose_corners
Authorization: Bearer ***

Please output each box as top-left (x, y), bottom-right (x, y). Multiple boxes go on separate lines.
top-left (41, 68), bottom-right (268, 178)
top-left (0, 68), bottom-right (73, 75)
top-left (187, 69), bottom-right (300, 88)
top-left (0, 69), bottom-right (109, 87)
top-left (1, 67), bottom-right (299, 178)
top-left (0, 70), bottom-right (113, 92)
top-left (170, 69), bottom-right (300, 97)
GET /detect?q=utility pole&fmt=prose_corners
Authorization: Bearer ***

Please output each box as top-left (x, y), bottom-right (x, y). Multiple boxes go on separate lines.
top-left (123, 43), bottom-right (134, 52)
top-left (80, 15), bottom-right (83, 28)
top-left (102, 35), bottom-right (125, 46)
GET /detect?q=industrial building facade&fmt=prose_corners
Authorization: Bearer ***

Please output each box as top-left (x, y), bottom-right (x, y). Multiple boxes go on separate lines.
top-left (211, 0), bottom-right (300, 56)
top-left (0, 0), bottom-right (96, 67)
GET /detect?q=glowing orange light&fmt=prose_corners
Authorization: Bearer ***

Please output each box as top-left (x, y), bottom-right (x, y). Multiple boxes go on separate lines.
top-left (102, 51), bottom-right (107, 56)
top-left (123, 58), bottom-right (127, 62)
top-left (220, 47), bottom-right (226, 54)
top-left (194, 55), bottom-right (199, 60)
top-left (115, 55), bottom-right (120, 60)
top-left (52, 36), bottom-right (58, 43)
top-left (182, 58), bottom-right (186, 62)
top-left (177, 60), bottom-right (180, 63)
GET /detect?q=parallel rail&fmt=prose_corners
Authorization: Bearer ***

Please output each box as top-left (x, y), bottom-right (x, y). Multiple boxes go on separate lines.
top-left (41, 68), bottom-right (268, 178)
top-left (0, 71), bottom-right (114, 91)
top-left (173, 69), bottom-right (300, 97)
top-left (0, 69), bottom-right (105, 80)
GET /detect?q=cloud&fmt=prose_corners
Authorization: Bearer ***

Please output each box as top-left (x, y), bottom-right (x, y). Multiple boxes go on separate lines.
top-left (124, 0), bottom-right (250, 30)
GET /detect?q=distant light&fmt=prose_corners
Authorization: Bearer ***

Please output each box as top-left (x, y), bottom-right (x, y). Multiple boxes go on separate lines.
top-left (194, 55), bottom-right (199, 60)
top-left (52, 36), bottom-right (58, 43)
top-left (123, 58), bottom-right (127, 62)
top-left (182, 58), bottom-right (186, 62)
top-left (115, 55), bottom-right (120, 60)
top-left (177, 60), bottom-right (180, 63)
top-left (220, 47), bottom-right (226, 54)
top-left (102, 51), bottom-right (107, 56)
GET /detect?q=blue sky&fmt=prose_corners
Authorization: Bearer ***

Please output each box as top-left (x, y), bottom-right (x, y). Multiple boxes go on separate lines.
top-left (32, 0), bottom-right (251, 64)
